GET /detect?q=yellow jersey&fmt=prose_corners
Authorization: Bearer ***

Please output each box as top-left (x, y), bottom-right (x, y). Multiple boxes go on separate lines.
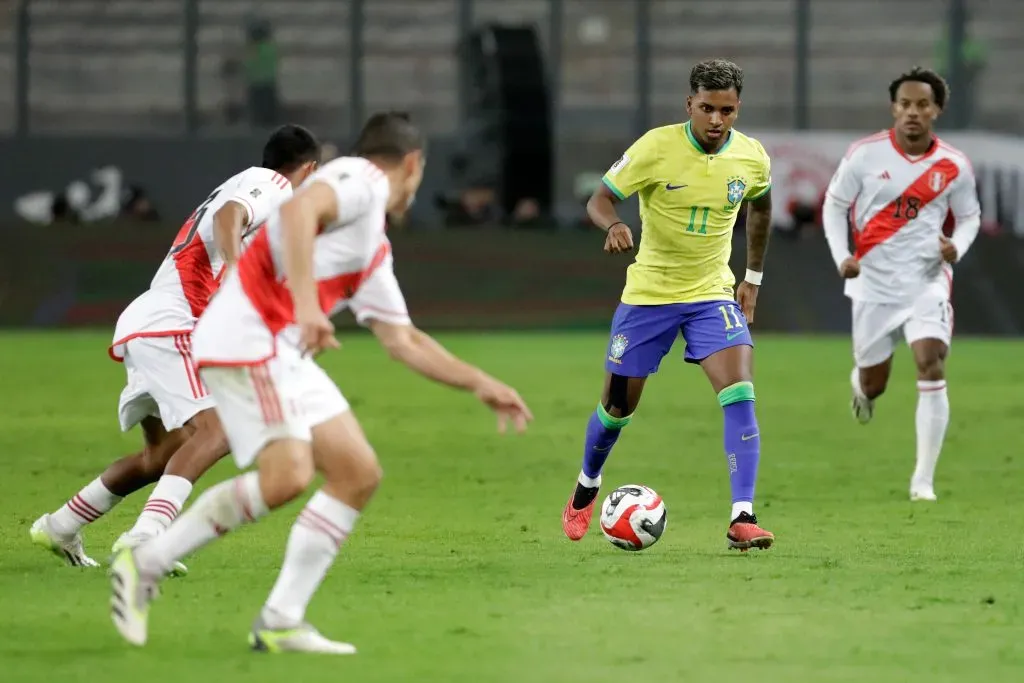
top-left (602, 122), bottom-right (772, 305)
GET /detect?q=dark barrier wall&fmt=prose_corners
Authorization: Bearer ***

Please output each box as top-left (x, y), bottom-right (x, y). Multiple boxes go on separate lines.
top-left (0, 136), bottom-right (458, 226)
top-left (2, 222), bottom-right (1022, 335)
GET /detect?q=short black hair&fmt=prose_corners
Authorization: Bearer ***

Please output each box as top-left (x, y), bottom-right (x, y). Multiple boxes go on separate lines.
top-left (690, 59), bottom-right (744, 96)
top-left (352, 111), bottom-right (425, 163)
top-left (889, 67), bottom-right (948, 109)
top-left (261, 124), bottom-right (321, 173)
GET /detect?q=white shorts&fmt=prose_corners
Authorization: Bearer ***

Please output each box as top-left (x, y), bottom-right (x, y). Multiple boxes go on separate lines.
top-left (851, 292), bottom-right (953, 367)
top-left (199, 350), bottom-right (350, 469)
top-left (117, 333), bottom-right (215, 432)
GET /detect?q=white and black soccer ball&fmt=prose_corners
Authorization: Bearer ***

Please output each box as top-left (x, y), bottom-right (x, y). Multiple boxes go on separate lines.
top-left (599, 484), bottom-right (667, 551)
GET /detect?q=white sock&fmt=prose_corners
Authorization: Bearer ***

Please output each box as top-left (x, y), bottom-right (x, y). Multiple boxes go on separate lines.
top-left (731, 501), bottom-right (753, 520)
top-left (578, 471), bottom-right (601, 489)
top-left (129, 475), bottom-right (194, 538)
top-left (262, 490), bottom-right (360, 628)
top-left (49, 477), bottom-right (122, 537)
top-left (850, 367), bottom-right (869, 401)
top-left (135, 472), bottom-right (268, 577)
top-left (912, 380), bottom-right (949, 490)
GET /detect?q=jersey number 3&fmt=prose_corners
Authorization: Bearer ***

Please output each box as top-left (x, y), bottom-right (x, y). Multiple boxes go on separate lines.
top-left (169, 189), bottom-right (221, 256)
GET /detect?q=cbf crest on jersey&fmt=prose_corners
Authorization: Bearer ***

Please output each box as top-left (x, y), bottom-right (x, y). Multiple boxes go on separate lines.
top-left (726, 177), bottom-right (747, 205)
top-left (608, 333), bottom-right (629, 362)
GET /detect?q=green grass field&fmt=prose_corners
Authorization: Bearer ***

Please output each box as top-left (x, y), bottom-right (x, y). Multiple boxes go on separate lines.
top-left (1, 331), bottom-right (1022, 682)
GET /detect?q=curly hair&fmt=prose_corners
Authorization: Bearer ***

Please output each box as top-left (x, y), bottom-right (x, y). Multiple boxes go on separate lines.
top-left (888, 67), bottom-right (949, 109)
top-left (690, 59), bottom-right (744, 96)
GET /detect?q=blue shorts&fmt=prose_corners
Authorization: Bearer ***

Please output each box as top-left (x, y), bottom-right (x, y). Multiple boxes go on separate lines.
top-left (604, 301), bottom-right (754, 377)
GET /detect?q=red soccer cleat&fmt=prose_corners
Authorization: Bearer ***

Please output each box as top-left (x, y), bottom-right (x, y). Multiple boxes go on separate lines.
top-left (562, 487), bottom-right (599, 541)
top-left (727, 511), bottom-right (774, 551)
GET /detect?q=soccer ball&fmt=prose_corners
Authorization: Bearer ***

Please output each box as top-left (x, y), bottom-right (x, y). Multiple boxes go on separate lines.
top-left (599, 484), bottom-right (667, 551)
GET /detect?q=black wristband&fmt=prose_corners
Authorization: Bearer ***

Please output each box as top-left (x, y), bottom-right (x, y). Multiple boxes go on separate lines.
top-left (607, 221), bottom-right (626, 231)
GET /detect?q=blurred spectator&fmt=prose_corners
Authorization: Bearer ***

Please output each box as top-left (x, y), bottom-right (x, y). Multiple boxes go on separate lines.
top-left (120, 185), bottom-right (160, 222)
top-left (934, 30), bottom-right (987, 128)
top-left (220, 56), bottom-right (246, 125)
top-left (245, 17), bottom-right (280, 126)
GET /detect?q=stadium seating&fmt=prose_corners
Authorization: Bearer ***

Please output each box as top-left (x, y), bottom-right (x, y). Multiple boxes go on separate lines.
top-left (0, 0), bottom-right (1020, 135)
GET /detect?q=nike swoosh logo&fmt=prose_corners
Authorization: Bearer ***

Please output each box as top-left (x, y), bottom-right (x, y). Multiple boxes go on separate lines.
top-left (741, 433), bottom-right (759, 441)
top-left (665, 183), bottom-right (686, 190)
top-left (726, 331), bottom-right (744, 340)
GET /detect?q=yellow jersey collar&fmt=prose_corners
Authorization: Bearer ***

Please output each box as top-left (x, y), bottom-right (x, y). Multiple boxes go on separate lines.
top-left (683, 121), bottom-right (733, 155)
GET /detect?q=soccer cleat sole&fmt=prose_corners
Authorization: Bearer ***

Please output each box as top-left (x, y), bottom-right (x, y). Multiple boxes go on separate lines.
top-left (727, 535), bottom-right (775, 552)
top-left (249, 629), bottom-right (357, 655)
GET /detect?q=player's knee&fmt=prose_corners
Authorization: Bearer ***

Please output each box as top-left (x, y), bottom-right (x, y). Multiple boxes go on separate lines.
top-left (260, 443), bottom-right (316, 505)
top-left (915, 356), bottom-right (945, 382)
top-left (602, 374), bottom-right (640, 417)
top-left (353, 455), bottom-right (384, 500)
top-left (860, 374), bottom-right (888, 400)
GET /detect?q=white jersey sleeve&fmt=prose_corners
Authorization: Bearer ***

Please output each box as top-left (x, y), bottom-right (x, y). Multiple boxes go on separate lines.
top-left (348, 253), bottom-right (411, 326)
top-left (947, 161), bottom-right (981, 261)
top-left (822, 146), bottom-right (865, 268)
top-left (224, 171), bottom-right (293, 229)
top-left (310, 164), bottom-right (378, 228)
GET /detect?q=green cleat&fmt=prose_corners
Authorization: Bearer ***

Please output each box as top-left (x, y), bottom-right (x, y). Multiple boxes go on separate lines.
top-left (109, 549), bottom-right (158, 647)
top-left (249, 616), bottom-right (357, 655)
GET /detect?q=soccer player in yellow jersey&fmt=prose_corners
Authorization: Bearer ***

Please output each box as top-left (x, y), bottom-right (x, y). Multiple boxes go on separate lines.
top-left (561, 59), bottom-right (776, 551)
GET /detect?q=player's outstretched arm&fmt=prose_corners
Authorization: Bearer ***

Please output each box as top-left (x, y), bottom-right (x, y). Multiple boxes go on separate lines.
top-left (279, 182), bottom-right (341, 355)
top-left (368, 319), bottom-right (532, 433)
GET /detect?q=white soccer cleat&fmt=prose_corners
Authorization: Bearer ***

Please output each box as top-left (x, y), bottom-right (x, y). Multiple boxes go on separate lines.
top-left (850, 394), bottom-right (874, 424)
top-left (112, 531), bottom-right (188, 577)
top-left (910, 486), bottom-right (938, 502)
top-left (30, 514), bottom-right (100, 568)
top-left (109, 549), bottom-right (159, 647)
top-left (249, 617), bottom-right (357, 655)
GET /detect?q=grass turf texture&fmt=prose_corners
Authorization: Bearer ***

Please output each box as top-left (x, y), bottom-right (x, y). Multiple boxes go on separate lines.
top-left (0, 331), bottom-right (1022, 683)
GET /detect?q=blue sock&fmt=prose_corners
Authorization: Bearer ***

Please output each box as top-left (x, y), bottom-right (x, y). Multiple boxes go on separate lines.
top-left (719, 382), bottom-right (760, 511)
top-left (581, 404), bottom-right (632, 480)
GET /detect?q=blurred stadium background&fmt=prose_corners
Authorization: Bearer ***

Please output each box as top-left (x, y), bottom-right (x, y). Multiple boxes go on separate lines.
top-left (0, 0), bottom-right (1022, 334)
top-left (2, 5), bottom-right (1023, 680)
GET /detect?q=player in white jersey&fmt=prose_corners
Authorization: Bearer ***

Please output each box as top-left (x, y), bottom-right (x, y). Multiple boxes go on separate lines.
top-left (31, 125), bottom-right (322, 569)
top-left (823, 68), bottom-right (980, 501)
top-left (108, 112), bottom-right (533, 653)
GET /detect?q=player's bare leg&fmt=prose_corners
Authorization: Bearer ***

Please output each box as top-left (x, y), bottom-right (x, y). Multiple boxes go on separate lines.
top-left (113, 408), bottom-right (230, 575)
top-left (31, 417), bottom-right (185, 567)
top-left (111, 435), bottom-right (299, 646)
top-left (908, 339), bottom-right (948, 501)
top-left (851, 358), bottom-right (893, 425)
top-left (700, 345), bottom-right (773, 551)
top-left (252, 411), bottom-right (380, 654)
top-left (563, 373), bottom-right (644, 540)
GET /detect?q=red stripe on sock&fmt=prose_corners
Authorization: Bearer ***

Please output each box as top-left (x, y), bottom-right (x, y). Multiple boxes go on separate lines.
top-left (918, 382), bottom-right (947, 392)
top-left (301, 507), bottom-right (349, 541)
top-left (143, 499), bottom-right (179, 521)
top-left (297, 512), bottom-right (345, 548)
top-left (66, 499), bottom-right (98, 522)
top-left (68, 495), bottom-right (101, 521)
